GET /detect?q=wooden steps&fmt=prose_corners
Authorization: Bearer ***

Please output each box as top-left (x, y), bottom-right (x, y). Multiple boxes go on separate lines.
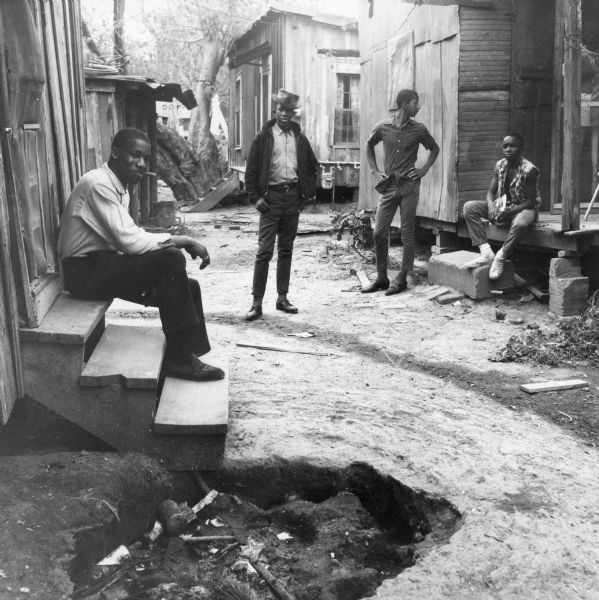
top-left (19, 292), bottom-right (229, 469)
top-left (80, 324), bottom-right (165, 389)
top-left (154, 356), bottom-right (229, 435)
top-left (20, 293), bottom-right (111, 346)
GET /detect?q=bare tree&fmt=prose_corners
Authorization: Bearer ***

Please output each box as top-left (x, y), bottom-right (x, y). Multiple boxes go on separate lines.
top-left (142, 0), bottom-right (262, 189)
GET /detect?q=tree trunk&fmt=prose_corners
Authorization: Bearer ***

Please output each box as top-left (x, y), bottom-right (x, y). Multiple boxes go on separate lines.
top-left (187, 38), bottom-right (226, 188)
top-left (156, 144), bottom-right (198, 204)
top-left (114, 0), bottom-right (127, 73)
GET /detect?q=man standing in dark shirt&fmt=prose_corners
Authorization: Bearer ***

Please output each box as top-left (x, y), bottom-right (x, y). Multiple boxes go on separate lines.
top-left (244, 89), bottom-right (318, 321)
top-left (362, 89), bottom-right (439, 295)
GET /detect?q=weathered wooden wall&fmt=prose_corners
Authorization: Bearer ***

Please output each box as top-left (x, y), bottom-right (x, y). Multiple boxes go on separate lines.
top-left (509, 0), bottom-right (555, 212)
top-left (85, 80), bottom-right (122, 170)
top-left (229, 12), bottom-right (285, 168)
top-left (456, 2), bottom-right (512, 215)
top-left (0, 0), bottom-right (87, 419)
top-left (283, 14), bottom-right (359, 163)
top-left (359, 0), bottom-right (459, 222)
top-left (228, 10), bottom-right (359, 169)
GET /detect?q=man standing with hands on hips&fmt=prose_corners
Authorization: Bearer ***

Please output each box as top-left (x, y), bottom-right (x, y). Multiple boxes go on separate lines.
top-left (244, 89), bottom-right (318, 321)
top-left (362, 89), bottom-right (439, 295)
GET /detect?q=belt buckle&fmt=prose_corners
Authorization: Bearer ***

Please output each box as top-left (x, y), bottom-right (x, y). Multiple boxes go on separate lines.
top-left (282, 184), bottom-right (290, 192)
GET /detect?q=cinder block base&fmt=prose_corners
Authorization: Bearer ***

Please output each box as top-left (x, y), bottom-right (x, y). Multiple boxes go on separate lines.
top-left (428, 251), bottom-right (514, 300)
top-left (549, 276), bottom-right (589, 316)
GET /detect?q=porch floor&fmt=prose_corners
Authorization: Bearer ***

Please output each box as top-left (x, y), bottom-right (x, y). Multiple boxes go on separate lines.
top-left (451, 211), bottom-right (599, 252)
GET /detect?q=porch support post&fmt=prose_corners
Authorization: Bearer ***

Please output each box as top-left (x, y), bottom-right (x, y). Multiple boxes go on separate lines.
top-left (559, 0), bottom-right (582, 231)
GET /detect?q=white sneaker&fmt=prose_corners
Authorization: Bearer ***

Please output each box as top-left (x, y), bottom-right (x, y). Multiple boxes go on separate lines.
top-left (489, 253), bottom-right (504, 280)
top-left (465, 251), bottom-right (495, 269)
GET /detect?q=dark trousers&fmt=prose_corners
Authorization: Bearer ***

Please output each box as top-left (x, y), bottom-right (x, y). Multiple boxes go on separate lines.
top-left (252, 188), bottom-right (300, 300)
top-left (373, 179), bottom-right (420, 279)
top-left (463, 200), bottom-right (536, 258)
top-left (62, 247), bottom-right (210, 363)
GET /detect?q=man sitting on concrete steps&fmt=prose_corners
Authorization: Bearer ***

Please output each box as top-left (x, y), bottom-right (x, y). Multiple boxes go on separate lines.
top-left (463, 133), bottom-right (540, 279)
top-left (58, 127), bottom-right (224, 382)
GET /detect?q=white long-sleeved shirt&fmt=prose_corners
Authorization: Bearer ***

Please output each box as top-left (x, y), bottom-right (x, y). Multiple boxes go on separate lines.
top-left (268, 122), bottom-right (298, 185)
top-left (58, 163), bottom-right (170, 259)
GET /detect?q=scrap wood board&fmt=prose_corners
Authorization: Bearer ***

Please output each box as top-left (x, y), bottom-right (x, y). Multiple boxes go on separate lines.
top-left (154, 356), bottom-right (229, 434)
top-left (236, 342), bottom-right (331, 356)
top-left (519, 379), bottom-right (588, 394)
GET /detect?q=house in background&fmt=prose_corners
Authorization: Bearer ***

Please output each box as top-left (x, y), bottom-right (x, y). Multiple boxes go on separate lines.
top-left (359, 0), bottom-right (599, 257)
top-left (227, 7), bottom-right (361, 197)
top-left (156, 98), bottom-right (192, 138)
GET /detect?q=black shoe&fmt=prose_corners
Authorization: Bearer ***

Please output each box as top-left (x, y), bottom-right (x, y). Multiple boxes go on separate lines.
top-left (361, 278), bottom-right (390, 293)
top-left (245, 303), bottom-right (263, 321)
top-left (385, 280), bottom-right (408, 296)
top-left (276, 298), bottom-right (298, 314)
top-left (165, 355), bottom-right (225, 382)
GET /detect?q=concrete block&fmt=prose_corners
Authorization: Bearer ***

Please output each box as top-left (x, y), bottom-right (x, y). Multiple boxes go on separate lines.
top-left (549, 257), bottom-right (581, 279)
top-left (427, 251), bottom-right (514, 300)
top-left (549, 276), bottom-right (589, 316)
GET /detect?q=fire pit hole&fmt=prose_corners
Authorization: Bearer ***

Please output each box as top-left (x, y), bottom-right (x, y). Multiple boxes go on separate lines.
top-left (71, 460), bottom-right (461, 600)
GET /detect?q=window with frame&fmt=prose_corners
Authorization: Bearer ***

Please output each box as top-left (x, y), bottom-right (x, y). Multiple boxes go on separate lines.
top-left (334, 73), bottom-right (360, 145)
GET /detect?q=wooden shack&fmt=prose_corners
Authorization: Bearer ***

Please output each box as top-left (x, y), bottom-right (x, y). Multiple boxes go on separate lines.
top-left (85, 74), bottom-right (195, 224)
top-left (228, 8), bottom-right (361, 193)
top-left (0, 0), bottom-right (86, 421)
top-left (359, 0), bottom-right (599, 252)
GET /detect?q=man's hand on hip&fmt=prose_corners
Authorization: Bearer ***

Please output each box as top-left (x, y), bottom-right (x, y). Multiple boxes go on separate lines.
top-left (255, 197), bottom-right (271, 214)
top-left (372, 170), bottom-right (388, 185)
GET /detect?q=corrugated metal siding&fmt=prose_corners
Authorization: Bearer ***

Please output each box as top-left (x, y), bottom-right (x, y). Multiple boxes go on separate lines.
top-left (457, 5), bottom-right (512, 211)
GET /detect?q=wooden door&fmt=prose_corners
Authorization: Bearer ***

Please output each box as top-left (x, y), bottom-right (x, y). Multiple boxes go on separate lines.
top-left (0, 149), bottom-right (23, 424)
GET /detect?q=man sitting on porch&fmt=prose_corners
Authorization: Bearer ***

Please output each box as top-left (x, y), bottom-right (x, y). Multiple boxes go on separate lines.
top-left (58, 127), bottom-right (224, 382)
top-left (464, 133), bottom-right (541, 279)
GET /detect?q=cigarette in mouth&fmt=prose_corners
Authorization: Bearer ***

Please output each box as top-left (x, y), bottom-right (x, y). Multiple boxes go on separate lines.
top-left (144, 171), bottom-right (157, 177)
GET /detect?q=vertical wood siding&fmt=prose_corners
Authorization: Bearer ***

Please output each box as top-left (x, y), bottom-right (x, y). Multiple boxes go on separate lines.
top-left (456, 4), bottom-right (512, 212)
top-left (228, 11), bottom-right (359, 169)
top-left (359, 0), bottom-right (459, 222)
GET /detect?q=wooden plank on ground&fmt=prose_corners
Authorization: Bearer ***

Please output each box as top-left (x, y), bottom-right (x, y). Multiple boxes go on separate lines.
top-left (80, 324), bottom-right (164, 389)
top-left (356, 270), bottom-right (371, 288)
top-left (154, 357), bottom-right (229, 434)
top-left (188, 171), bottom-right (240, 212)
top-left (425, 286), bottom-right (453, 300)
top-left (520, 379), bottom-right (588, 394)
top-left (236, 342), bottom-right (331, 356)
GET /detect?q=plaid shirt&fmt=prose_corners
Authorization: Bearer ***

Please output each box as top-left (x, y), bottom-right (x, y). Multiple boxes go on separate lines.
top-left (495, 157), bottom-right (541, 210)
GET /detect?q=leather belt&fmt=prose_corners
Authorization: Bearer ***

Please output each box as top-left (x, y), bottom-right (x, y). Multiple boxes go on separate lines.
top-left (268, 182), bottom-right (299, 192)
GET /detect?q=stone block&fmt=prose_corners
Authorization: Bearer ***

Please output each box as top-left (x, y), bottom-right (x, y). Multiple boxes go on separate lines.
top-left (549, 276), bottom-right (589, 316)
top-left (549, 257), bottom-right (581, 279)
top-left (427, 251), bottom-right (514, 300)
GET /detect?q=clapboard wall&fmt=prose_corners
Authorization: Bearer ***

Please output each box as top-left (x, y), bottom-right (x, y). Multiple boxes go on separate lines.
top-left (456, 2), bottom-right (512, 214)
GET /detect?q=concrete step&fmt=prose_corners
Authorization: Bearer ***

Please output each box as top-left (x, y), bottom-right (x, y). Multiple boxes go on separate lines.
top-left (80, 324), bottom-right (164, 389)
top-left (428, 250), bottom-right (514, 299)
top-left (154, 356), bottom-right (229, 435)
top-left (20, 295), bottom-right (225, 469)
top-left (20, 293), bottom-right (111, 361)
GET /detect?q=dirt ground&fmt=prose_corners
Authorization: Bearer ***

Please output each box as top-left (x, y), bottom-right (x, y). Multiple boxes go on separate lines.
top-left (2, 201), bottom-right (599, 599)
